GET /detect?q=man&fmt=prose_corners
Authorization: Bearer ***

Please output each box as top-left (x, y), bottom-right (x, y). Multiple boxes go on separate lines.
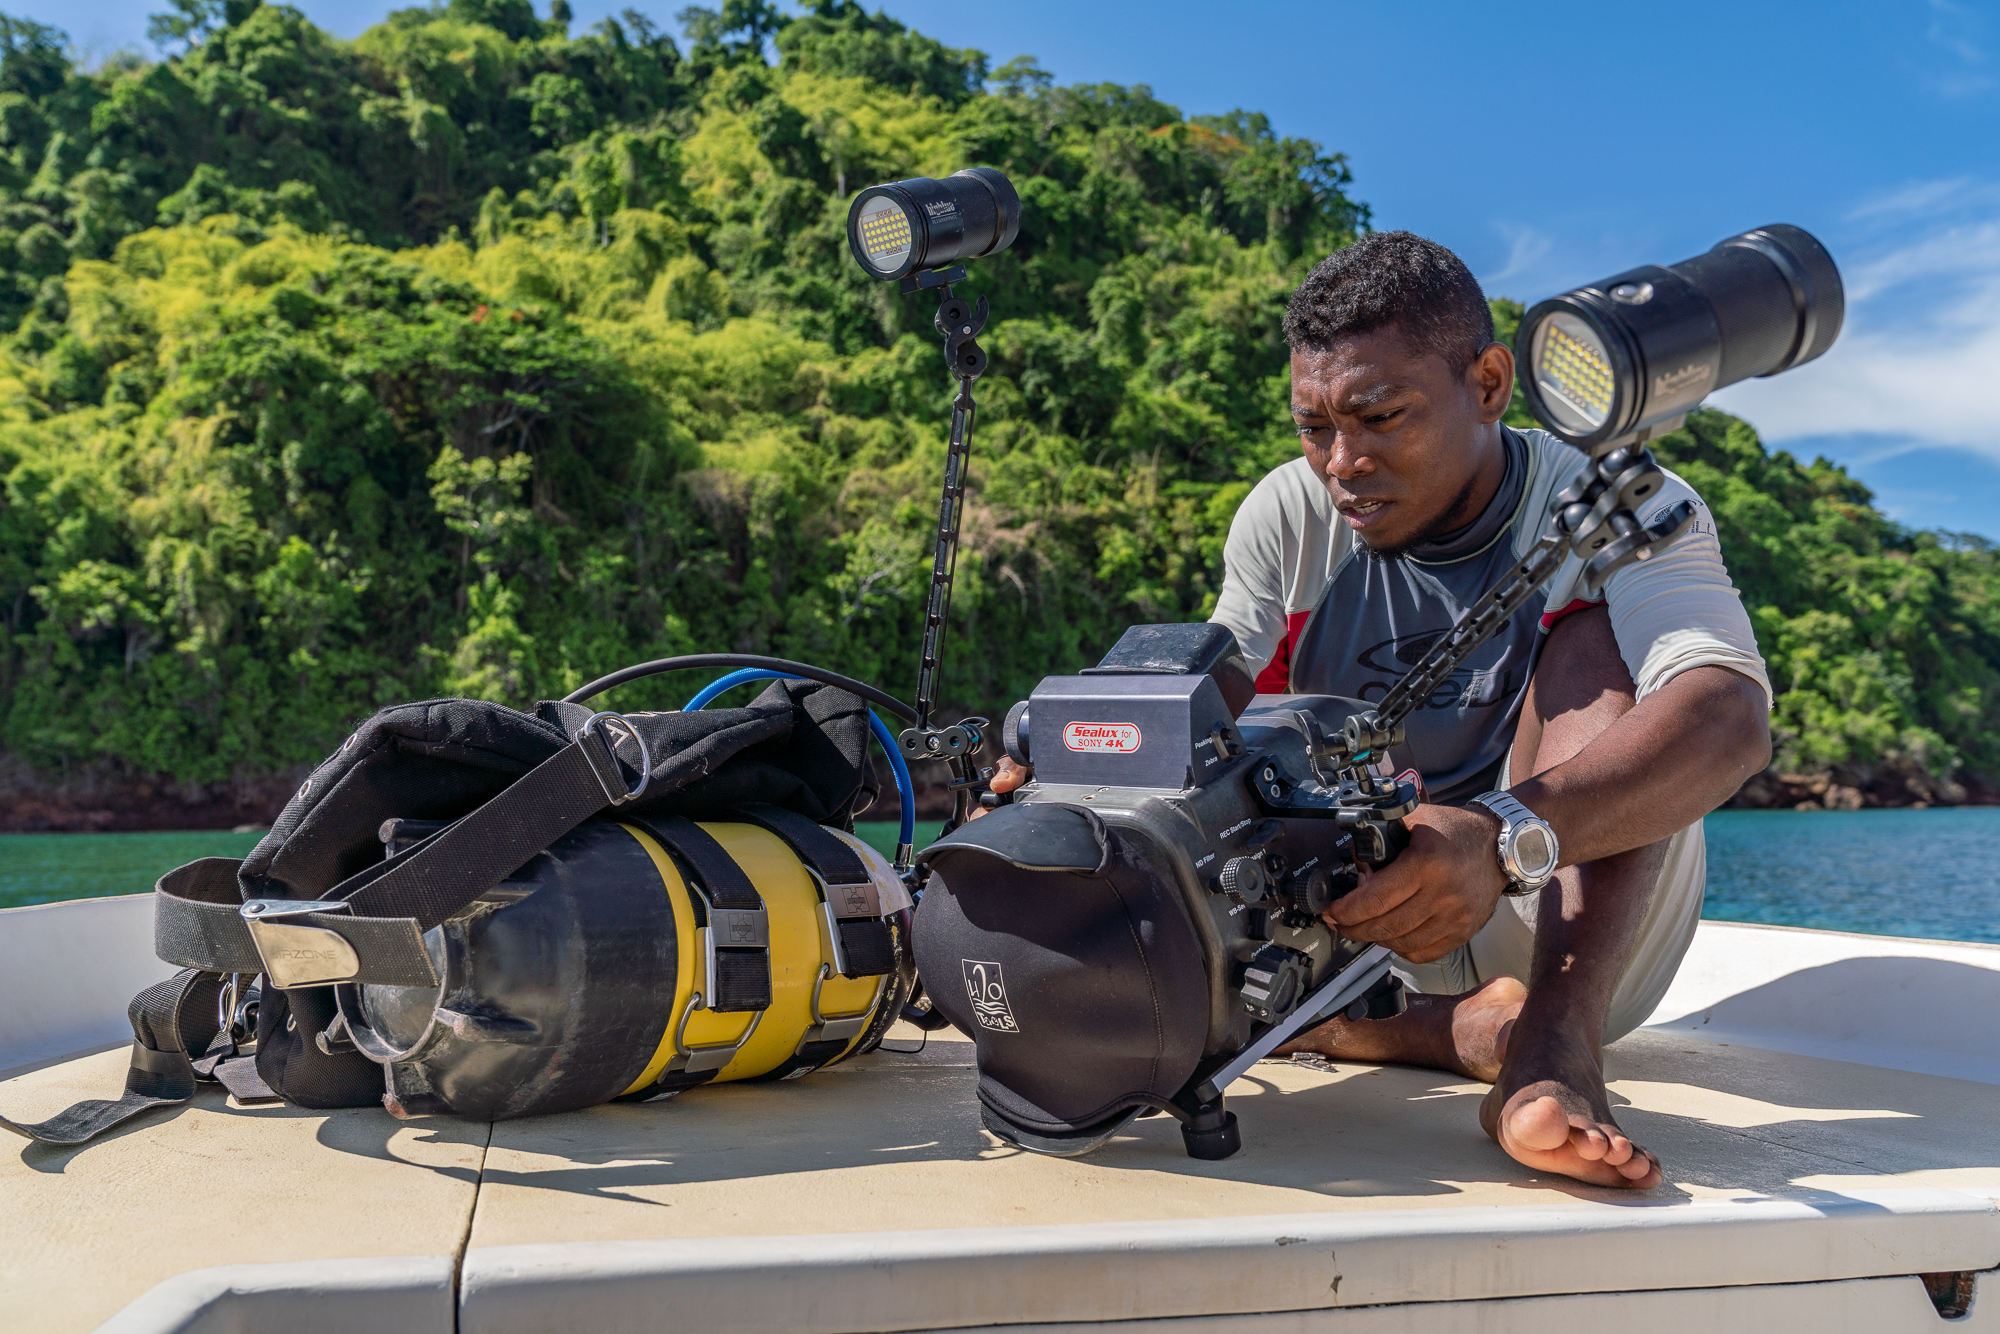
top-left (994, 231), bottom-right (1772, 1189)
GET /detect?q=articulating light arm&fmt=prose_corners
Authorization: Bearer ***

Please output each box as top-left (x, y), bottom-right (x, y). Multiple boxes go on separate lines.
top-left (899, 270), bottom-right (996, 832)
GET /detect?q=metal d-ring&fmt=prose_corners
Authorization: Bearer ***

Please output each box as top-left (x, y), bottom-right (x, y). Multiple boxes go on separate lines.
top-left (577, 711), bottom-right (651, 805)
top-left (216, 973), bottom-right (240, 1040)
top-left (667, 990), bottom-right (763, 1076)
top-left (802, 963), bottom-right (887, 1051)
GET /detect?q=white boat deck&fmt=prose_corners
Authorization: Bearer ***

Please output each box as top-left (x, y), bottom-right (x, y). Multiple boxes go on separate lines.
top-left (2, 898), bottom-right (1997, 1333)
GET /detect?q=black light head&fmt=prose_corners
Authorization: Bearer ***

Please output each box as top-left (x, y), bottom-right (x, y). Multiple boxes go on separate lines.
top-left (1516, 223), bottom-right (1844, 454)
top-left (846, 168), bottom-right (1021, 282)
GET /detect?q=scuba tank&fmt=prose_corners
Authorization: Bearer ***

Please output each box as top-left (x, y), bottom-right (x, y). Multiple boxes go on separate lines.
top-left (342, 812), bottom-right (911, 1120)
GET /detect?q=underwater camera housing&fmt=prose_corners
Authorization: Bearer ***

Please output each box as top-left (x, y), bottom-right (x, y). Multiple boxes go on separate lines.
top-left (913, 623), bottom-right (1416, 1160)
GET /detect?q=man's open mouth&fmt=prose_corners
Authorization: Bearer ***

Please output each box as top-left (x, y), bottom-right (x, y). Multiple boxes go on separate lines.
top-left (1339, 498), bottom-right (1390, 525)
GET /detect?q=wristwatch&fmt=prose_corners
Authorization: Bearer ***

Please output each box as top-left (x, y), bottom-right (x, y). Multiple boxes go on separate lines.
top-left (1467, 791), bottom-right (1560, 896)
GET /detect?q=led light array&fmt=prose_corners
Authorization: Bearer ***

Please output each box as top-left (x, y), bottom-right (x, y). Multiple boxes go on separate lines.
top-left (1538, 323), bottom-right (1614, 422)
top-left (859, 206), bottom-right (911, 262)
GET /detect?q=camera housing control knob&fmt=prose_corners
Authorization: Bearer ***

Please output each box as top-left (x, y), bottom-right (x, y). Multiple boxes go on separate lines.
top-left (1241, 943), bottom-right (1312, 1023)
top-left (1002, 699), bottom-right (1031, 766)
top-left (1218, 856), bottom-right (1269, 906)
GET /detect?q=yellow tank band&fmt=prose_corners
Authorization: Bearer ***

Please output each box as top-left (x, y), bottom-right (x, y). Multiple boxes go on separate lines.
top-left (618, 823), bottom-right (705, 1095)
top-left (614, 821), bottom-right (883, 1096)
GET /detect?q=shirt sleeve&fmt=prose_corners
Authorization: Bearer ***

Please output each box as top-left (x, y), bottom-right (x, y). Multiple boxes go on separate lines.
top-left (1210, 472), bottom-right (1295, 679)
top-left (1542, 471), bottom-right (1772, 706)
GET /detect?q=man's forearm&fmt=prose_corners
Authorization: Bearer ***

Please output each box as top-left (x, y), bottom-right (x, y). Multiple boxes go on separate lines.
top-left (1506, 664), bottom-right (1770, 868)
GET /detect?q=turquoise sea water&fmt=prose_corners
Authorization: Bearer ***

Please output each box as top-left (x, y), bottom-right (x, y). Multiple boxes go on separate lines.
top-left (1697, 808), bottom-right (2000, 944)
top-left (4, 810), bottom-right (1997, 945)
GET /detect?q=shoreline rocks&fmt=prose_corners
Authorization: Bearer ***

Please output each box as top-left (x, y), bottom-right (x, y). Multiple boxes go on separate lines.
top-left (0, 756), bottom-right (305, 833)
top-left (1727, 758), bottom-right (1992, 811)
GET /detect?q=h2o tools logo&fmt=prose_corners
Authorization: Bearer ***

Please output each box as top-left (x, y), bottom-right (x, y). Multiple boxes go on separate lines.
top-left (962, 960), bottom-right (1019, 1033)
top-left (1062, 721), bottom-right (1142, 753)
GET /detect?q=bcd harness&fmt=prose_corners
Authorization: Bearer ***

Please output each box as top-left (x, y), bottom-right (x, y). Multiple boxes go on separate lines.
top-left (2, 682), bottom-right (910, 1146)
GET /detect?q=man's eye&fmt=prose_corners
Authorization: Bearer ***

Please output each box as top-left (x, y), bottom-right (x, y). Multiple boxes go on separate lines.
top-left (1365, 408), bottom-right (1404, 426)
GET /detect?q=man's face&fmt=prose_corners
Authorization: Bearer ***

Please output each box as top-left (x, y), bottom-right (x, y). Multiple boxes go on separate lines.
top-left (1289, 326), bottom-right (1515, 553)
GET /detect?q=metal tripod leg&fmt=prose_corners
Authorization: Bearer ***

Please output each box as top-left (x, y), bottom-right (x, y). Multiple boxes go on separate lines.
top-left (1193, 944), bottom-right (1394, 1103)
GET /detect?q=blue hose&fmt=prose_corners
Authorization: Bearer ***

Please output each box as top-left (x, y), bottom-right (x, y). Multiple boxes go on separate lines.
top-left (684, 668), bottom-right (916, 852)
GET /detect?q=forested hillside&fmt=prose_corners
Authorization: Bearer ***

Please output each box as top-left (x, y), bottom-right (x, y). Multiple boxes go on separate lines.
top-left (0, 0), bottom-right (1993, 826)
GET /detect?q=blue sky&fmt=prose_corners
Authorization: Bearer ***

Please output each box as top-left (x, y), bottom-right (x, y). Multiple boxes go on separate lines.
top-left (19, 0), bottom-right (2000, 535)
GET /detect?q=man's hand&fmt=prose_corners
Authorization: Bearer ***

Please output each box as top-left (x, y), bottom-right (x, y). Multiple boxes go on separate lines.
top-left (968, 757), bottom-right (1031, 819)
top-left (1324, 803), bottom-right (1507, 963)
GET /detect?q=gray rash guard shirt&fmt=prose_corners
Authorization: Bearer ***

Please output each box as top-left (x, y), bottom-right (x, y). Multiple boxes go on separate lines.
top-left (1210, 426), bottom-right (1771, 807)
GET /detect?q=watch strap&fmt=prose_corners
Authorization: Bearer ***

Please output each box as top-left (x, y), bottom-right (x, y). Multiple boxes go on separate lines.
top-left (1471, 790), bottom-right (1536, 829)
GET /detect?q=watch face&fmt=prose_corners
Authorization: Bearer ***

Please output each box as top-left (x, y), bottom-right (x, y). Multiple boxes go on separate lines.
top-left (1512, 823), bottom-right (1557, 880)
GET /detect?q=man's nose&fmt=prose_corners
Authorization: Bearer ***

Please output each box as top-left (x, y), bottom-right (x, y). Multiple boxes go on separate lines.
top-left (1323, 431), bottom-right (1375, 480)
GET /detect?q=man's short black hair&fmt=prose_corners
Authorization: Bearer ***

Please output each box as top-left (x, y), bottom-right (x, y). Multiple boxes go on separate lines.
top-left (1283, 231), bottom-right (1495, 373)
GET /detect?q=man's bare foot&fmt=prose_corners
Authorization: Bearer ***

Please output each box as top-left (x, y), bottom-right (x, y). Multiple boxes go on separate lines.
top-left (1274, 976), bottom-right (1525, 1083)
top-left (1479, 1026), bottom-right (1661, 1189)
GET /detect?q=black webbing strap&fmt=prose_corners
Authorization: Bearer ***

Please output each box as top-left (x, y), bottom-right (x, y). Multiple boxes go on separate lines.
top-left (732, 803), bottom-right (873, 908)
top-left (626, 815), bottom-right (762, 910)
top-left (616, 1067), bottom-right (719, 1102)
top-left (732, 803), bottom-right (894, 979)
top-left (625, 814), bottom-right (773, 1013)
top-left (152, 859), bottom-right (438, 988)
top-left (149, 726), bottom-right (633, 989)
top-left (213, 1055), bottom-right (278, 1103)
top-left (337, 728), bottom-right (629, 928)
top-left (0, 970), bottom-right (224, 1146)
top-left (153, 857), bottom-right (264, 973)
top-left (832, 919), bottom-right (896, 979)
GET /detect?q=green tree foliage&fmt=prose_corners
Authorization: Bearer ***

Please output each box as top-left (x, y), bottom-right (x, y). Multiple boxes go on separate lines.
top-left (1649, 413), bottom-right (2000, 783)
top-left (0, 2), bottom-right (1991, 802)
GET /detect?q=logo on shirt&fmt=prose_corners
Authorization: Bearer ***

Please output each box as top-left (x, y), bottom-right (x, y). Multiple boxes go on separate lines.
top-left (1063, 721), bottom-right (1142, 753)
top-left (1355, 632), bottom-right (1516, 711)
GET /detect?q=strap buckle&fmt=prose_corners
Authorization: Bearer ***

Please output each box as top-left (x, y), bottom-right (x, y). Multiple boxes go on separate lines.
top-left (699, 906), bottom-right (771, 1012)
top-left (814, 872), bottom-right (886, 921)
top-left (241, 899), bottom-right (356, 989)
top-left (819, 901), bottom-right (852, 976)
top-left (576, 711), bottom-right (651, 806)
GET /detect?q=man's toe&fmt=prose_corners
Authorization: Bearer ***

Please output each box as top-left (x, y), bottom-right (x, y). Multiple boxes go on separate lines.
top-left (1504, 1095), bottom-right (1575, 1153)
top-left (1618, 1150), bottom-right (1661, 1184)
top-left (1570, 1123), bottom-right (1611, 1161)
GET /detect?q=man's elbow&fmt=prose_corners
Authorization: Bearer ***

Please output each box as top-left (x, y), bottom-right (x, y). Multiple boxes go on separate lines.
top-left (1712, 668), bottom-right (1773, 780)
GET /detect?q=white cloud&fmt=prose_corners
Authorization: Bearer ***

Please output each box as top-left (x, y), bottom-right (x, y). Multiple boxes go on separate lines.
top-left (1710, 186), bottom-right (2000, 459)
top-left (1476, 224), bottom-right (1555, 294)
top-left (1920, 0), bottom-right (1994, 98)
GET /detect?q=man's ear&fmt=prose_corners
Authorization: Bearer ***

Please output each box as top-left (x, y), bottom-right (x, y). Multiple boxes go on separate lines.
top-left (1470, 342), bottom-right (1515, 424)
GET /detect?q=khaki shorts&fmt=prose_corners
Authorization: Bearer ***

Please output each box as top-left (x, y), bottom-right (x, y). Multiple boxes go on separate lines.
top-left (1392, 760), bottom-right (1707, 1044)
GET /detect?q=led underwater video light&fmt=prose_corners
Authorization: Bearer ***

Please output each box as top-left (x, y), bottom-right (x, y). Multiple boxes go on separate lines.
top-left (1517, 224), bottom-right (1844, 454)
top-left (846, 168), bottom-right (1022, 282)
